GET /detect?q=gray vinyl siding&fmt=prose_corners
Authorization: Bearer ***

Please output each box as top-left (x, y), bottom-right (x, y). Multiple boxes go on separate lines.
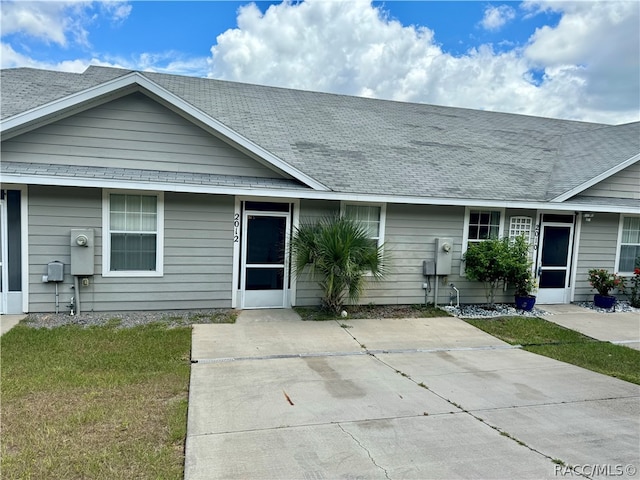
top-left (581, 162), bottom-right (640, 200)
top-left (28, 185), bottom-right (234, 313)
top-left (294, 199), bottom-right (339, 306)
top-left (295, 203), bottom-right (537, 307)
top-left (3, 92), bottom-right (284, 179)
top-left (573, 213), bottom-right (621, 302)
top-left (361, 206), bottom-right (540, 306)
top-left (359, 204), bottom-right (466, 306)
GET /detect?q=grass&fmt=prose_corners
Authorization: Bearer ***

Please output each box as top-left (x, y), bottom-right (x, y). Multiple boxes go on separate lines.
top-left (294, 303), bottom-right (450, 321)
top-left (1, 323), bottom-right (192, 480)
top-left (466, 316), bottom-right (640, 385)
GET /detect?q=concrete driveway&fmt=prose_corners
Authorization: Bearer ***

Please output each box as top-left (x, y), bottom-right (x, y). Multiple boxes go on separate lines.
top-left (185, 310), bottom-right (640, 480)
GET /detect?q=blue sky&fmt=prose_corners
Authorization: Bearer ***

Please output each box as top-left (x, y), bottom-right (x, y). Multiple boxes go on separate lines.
top-left (1, 1), bottom-right (638, 124)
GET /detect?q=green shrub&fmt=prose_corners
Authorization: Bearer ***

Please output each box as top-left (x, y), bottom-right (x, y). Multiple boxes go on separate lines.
top-left (463, 236), bottom-right (531, 306)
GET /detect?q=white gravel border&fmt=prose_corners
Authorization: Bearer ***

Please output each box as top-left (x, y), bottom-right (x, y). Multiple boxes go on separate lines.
top-left (22, 309), bottom-right (237, 329)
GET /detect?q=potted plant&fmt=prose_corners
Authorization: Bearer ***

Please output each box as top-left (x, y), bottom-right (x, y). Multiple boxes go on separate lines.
top-left (514, 270), bottom-right (537, 311)
top-left (588, 268), bottom-right (624, 309)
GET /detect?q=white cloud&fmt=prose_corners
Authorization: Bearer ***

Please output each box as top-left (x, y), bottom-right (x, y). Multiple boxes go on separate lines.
top-left (2, 0), bottom-right (637, 125)
top-left (0, 1), bottom-right (131, 47)
top-left (208, 0), bottom-right (639, 124)
top-left (523, 0), bottom-right (639, 114)
top-left (100, 1), bottom-right (132, 24)
top-left (134, 51), bottom-right (210, 77)
top-left (210, 1), bottom-right (441, 97)
top-left (480, 5), bottom-right (516, 31)
top-left (0, 41), bottom-right (122, 72)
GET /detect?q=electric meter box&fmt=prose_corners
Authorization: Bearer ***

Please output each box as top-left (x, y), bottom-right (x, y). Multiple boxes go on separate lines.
top-left (435, 238), bottom-right (453, 275)
top-left (423, 260), bottom-right (435, 276)
top-left (46, 261), bottom-right (64, 282)
top-left (70, 228), bottom-right (95, 276)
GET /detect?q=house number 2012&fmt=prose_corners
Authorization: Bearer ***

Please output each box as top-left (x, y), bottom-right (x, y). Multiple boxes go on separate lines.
top-left (233, 213), bottom-right (240, 242)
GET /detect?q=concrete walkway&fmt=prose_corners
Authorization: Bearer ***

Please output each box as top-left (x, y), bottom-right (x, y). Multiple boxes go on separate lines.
top-left (185, 309), bottom-right (640, 480)
top-left (0, 314), bottom-right (26, 336)
top-left (541, 303), bottom-right (640, 350)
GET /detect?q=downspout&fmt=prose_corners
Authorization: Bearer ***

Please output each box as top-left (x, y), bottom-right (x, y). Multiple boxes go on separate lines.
top-left (73, 275), bottom-right (81, 315)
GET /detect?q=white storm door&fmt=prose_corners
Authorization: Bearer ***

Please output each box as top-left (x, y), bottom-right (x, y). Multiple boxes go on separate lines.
top-left (241, 211), bottom-right (290, 309)
top-left (536, 220), bottom-right (574, 304)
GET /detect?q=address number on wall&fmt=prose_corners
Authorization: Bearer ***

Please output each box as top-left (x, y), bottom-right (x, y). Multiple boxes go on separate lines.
top-left (233, 213), bottom-right (240, 242)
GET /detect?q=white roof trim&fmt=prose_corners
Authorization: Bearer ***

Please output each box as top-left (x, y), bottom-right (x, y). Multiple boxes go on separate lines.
top-left (551, 153), bottom-right (640, 202)
top-left (4, 172), bottom-right (639, 214)
top-left (0, 72), bottom-right (330, 192)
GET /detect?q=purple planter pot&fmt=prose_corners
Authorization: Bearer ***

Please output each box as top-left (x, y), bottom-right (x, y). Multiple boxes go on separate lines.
top-left (594, 294), bottom-right (616, 309)
top-left (515, 295), bottom-right (536, 311)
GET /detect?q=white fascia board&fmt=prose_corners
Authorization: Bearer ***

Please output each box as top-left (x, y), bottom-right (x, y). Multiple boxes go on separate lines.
top-left (551, 153), bottom-right (640, 202)
top-left (0, 72), bottom-right (329, 192)
top-left (5, 172), bottom-right (640, 214)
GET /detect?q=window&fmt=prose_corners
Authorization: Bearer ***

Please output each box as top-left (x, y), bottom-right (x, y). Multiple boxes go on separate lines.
top-left (617, 216), bottom-right (640, 273)
top-left (466, 209), bottom-right (502, 244)
top-left (509, 216), bottom-right (533, 243)
top-left (342, 203), bottom-right (386, 247)
top-left (103, 191), bottom-right (164, 277)
top-left (461, 208), bottom-right (504, 274)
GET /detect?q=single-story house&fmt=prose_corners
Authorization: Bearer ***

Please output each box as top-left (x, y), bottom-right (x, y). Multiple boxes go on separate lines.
top-left (1, 66), bottom-right (638, 314)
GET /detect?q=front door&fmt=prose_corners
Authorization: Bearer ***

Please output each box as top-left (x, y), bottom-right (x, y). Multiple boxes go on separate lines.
top-left (536, 215), bottom-right (575, 304)
top-left (241, 208), bottom-right (290, 309)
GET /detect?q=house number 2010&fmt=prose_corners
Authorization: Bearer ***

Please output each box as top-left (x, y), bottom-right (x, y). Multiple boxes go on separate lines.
top-left (233, 213), bottom-right (240, 242)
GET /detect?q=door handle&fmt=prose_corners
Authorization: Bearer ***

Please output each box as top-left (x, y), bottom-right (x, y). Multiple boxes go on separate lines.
top-left (537, 266), bottom-right (542, 276)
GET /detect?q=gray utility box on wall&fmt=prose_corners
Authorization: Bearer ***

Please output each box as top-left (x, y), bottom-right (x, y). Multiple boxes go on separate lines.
top-left (45, 261), bottom-right (64, 282)
top-left (70, 228), bottom-right (95, 276)
top-left (435, 237), bottom-right (453, 275)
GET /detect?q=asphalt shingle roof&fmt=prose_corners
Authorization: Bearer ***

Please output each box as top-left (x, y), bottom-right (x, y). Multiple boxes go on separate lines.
top-left (1, 66), bottom-right (639, 204)
top-left (0, 161), bottom-right (306, 190)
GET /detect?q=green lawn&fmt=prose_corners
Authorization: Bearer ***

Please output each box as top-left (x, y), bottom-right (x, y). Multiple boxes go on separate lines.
top-left (466, 316), bottom-right (640, 385)
top-left (1, 323), bottom-right (192, 480)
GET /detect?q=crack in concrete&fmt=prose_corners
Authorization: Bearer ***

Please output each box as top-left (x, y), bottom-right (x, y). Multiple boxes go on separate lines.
top-left (189, 412), bottom-right (461, 438)
top-left (368, 353), bottom-right (591, 478)
top-left (337, 423), bottom-right (391, 480)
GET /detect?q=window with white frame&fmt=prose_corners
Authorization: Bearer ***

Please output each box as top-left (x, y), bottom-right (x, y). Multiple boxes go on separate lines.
top-left (618, 216), bottom-right (640, 273)
top-left (103, 191), bottom-right (164, 276)
top-left (467, 209), bottom-right (502, 244)
top-left (342, 203), bottom-right (385, 247)
top-left (461, 208), bottom-right (504, 275)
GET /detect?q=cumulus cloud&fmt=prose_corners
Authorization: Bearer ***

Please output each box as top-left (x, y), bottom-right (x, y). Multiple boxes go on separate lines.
top-left (524, 0), bottom-right (639, 114)
top-left (2, 0), bottom-right (637, 124)
top-left (480, 5), bottom-right (516, 31)
top-left (0, 1), bottom-right (131, 47)
top-left (0, 41), bottom-right (122, 72)
top-left (209, 0), bottom-right (639, 124)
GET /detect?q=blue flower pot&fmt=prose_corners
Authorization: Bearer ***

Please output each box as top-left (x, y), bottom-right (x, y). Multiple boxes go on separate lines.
top-left (594, 294), bottom-right (616, 309)
top-left (515, 295), bottom-right (536, 311)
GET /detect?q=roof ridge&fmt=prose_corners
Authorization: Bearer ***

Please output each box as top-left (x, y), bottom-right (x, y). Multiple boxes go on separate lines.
top-left (138, 67), bottom-right (607, 127)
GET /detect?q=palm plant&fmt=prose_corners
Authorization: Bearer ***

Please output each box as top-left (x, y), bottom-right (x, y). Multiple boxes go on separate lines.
top-left (291, 216), bottom-right (388, 314)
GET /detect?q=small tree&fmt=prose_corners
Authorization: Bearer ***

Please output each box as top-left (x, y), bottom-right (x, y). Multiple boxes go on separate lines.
top-left (290, 216), bottom-right (388, 314)
top-left (463, 236), bottom-right (531, 306)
